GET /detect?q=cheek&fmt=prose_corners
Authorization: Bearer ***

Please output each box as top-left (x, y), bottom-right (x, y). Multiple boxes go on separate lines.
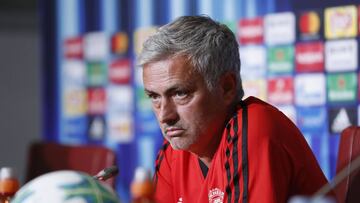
top-left (178, 104), bottom-right (210, 128)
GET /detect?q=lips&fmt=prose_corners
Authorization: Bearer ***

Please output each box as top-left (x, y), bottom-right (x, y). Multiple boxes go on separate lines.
top-left (165, 127), bottom-right (184, 138)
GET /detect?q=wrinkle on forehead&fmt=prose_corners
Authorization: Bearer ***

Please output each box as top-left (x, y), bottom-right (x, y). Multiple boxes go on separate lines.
top-left (142, 56), bottom-right (200, 93)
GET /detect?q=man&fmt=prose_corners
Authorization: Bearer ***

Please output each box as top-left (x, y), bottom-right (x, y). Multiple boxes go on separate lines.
top-left (138, 16), bottom-right (330, 203)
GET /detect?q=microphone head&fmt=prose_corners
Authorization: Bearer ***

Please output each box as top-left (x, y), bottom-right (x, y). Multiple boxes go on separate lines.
top-left (94, 166), bottom-right (119, 181)
top-left (104, 166), bottom-right (119, 176)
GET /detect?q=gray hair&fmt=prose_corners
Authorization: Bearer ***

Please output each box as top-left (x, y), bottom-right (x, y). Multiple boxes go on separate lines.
top-left (138, 15), bottom-right (244, 102)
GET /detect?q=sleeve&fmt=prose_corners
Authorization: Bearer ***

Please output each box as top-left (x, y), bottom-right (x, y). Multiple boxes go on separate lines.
top-left (153, 141), bottom-right (175, 203)
top-left (244, 106), bottom-right (329, 203)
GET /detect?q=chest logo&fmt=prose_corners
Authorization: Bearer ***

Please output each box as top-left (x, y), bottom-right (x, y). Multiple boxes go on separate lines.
top-left (208, 188), bottom-right (224, 203)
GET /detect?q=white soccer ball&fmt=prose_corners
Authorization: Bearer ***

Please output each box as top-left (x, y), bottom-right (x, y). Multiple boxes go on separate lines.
top-left (12, 170), bottom-right (120, 203)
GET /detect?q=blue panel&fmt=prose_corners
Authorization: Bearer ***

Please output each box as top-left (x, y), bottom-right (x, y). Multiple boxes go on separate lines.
top-left (101, 0), bottom-right (118, 33)
top-left (328, 135), bottom-right (340, 179)
top-left (60, 0), bottom-right (80, 37)
top-left (223, 0), bottom-right (237, 21)
top-left (116, 144), bottom-right (137, 202)
top-left (57, 0), bottom-right (82, 144)
top-left (135, 0), bottom-right (155, 27)
top-left (40, 0), bottom-right (58, 141)
top-left (245, 0), bottom-right (256, 18)
top-left (154, 0), bottom-right (170, 25)
top-left (137, 136), bottom-right (155, 172)
top-left (169, 0), bottom-right (188, 21)
top-left (84, 0), bottom-right (101, 31)
top-left (78, 0), bottom-right (86, 33)
top-left (309, 133), bottom-right (331, 179)
top-left (276, 0), bottom-right (292, 12)
top-left (212, 0), bottom-right (224, 21)
top-left (196, 0), bottom-right (213, 16)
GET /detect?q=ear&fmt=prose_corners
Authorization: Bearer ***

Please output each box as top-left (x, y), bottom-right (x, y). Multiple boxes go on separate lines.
top-left (219, 72), bottom-right (237, 105)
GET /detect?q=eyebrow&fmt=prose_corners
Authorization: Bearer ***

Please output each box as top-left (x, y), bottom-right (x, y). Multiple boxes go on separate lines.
top-left (144, 84), bottom-right (189, 96)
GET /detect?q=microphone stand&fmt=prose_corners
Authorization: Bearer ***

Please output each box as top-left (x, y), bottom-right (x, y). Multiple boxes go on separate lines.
top-left (313, 155), bottom-right (360, 197)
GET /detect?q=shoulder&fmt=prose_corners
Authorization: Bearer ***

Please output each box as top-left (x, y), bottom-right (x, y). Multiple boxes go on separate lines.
top-left (243, 96), bottom-right (287, 122)
top-left (242, 97), bottom-right (301, 141)
top-left (225, 96), bottom-right (307, 156)
top-left (240, 97), bottom-right (313, 161)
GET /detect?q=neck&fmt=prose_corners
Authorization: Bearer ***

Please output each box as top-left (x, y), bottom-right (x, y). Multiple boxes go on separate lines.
top-left (194, 104), bottom-right (239, 168)
top-left (198, 156), bottom-right (212, 168)
top-left (192, 128), bottom-right (223, 168)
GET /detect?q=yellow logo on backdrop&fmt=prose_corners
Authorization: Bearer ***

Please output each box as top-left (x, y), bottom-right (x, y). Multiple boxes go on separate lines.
top-left (134, 26), bottom-right (158, 56)
top-left (64, 89), bottom-right (87, 116)
top-left (325, 5), bottom-right (357, 39)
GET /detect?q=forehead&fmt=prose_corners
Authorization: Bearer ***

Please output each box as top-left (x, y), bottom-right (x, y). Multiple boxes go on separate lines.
top-left (142, 56), bottom-right (201, 91)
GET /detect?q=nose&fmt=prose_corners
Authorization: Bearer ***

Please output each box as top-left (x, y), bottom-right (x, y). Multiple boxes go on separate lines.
top-left (158, 98), bottom-right (179, 125)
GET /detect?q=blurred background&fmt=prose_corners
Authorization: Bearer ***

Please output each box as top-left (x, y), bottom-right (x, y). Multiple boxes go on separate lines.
top-left (1, 0), bottom-right (360, 201)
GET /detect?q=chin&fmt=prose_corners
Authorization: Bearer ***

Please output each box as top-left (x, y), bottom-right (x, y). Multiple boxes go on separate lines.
top-left (169, 141), bottom-right (191, 151)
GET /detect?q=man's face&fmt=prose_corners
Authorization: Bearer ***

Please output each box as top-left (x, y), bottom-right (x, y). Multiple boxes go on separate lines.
top-left (142, 56), bottom-right (230, 155)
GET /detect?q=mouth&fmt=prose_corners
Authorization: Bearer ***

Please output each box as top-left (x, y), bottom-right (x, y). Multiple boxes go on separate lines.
top-left (165, 127), bottom-right (185, 138)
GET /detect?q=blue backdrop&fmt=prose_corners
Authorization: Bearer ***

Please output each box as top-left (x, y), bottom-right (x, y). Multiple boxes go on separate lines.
top-left (41, 0), bottom-right (360, 201)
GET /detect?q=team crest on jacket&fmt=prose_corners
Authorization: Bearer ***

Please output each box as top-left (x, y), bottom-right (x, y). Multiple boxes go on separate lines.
top-left (208, 188), bottom-right (224, 203)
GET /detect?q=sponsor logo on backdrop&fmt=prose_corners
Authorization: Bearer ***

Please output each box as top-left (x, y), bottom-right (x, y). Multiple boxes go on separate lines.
top-left (107, 85), bottom-right (134, 113)
top-left (64, 88), bottom-right (87, 116)
top-left (240, 46), bottom-right (266, 79)
top-left (84, 32), bottom-right (108, 61)
top-left (107, 113), bottom-right (133, 143)
top-left (295, 73), bottom-right (326, 106)
top-left (268, 46), bottom-right (294, 74)
top-left (265, 12), bottom-right (295, 45)
top-left (267, 77), bottom-right (293, 105)
top-left (109, 59), bottom-right (131, 84)
top-left (295, 41), bottom-right (324, 72)
top-left (325, 5), bottom-right (357, 39)
top-left (63, 116), bottom-right (87, 143)
top-left (87, 115), bottom-right (106, 140)
top-left (328, 106), bottom-right (357, 134)
top-left (63, 60), bottom-right (86, 87)
top-left (87, 88), bottom-right (106, 115)
top-left (297, 106), bottom-right (327, 132)
top-left (238, 17), bottom-right (263, 45)
top-left (327, 72), bottom-right (357, 103)
top-left (277, 105), bottom-right (296, 124)
top-left (242, 79), bottom-right (267, 101)
top-left (111, 32), bottom-right (128, 55)
top-left (87, 62), bottom-right (108, 86)
top-left (134, 27), bottom-right (157, 55)
top-left (325, 39), bottom-right (357, 72)
top-left (297, 10), bottom-right (322, 41)
top-left (64, 36), bottom-right (83, 59)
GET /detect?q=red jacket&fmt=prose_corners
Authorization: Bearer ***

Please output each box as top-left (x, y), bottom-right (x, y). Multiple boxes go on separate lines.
top-left (154, 97), bottom-right (329, 203)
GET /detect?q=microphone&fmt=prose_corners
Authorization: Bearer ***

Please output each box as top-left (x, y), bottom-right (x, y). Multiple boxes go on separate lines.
top-left (93, 166), bottom-right (119, 181)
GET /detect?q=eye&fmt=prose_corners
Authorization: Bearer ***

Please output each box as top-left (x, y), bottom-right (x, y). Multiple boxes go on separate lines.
top-left (147, 93), bottom-right (161, 105)
top-left (174, 90), bottom-right (188, 100)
